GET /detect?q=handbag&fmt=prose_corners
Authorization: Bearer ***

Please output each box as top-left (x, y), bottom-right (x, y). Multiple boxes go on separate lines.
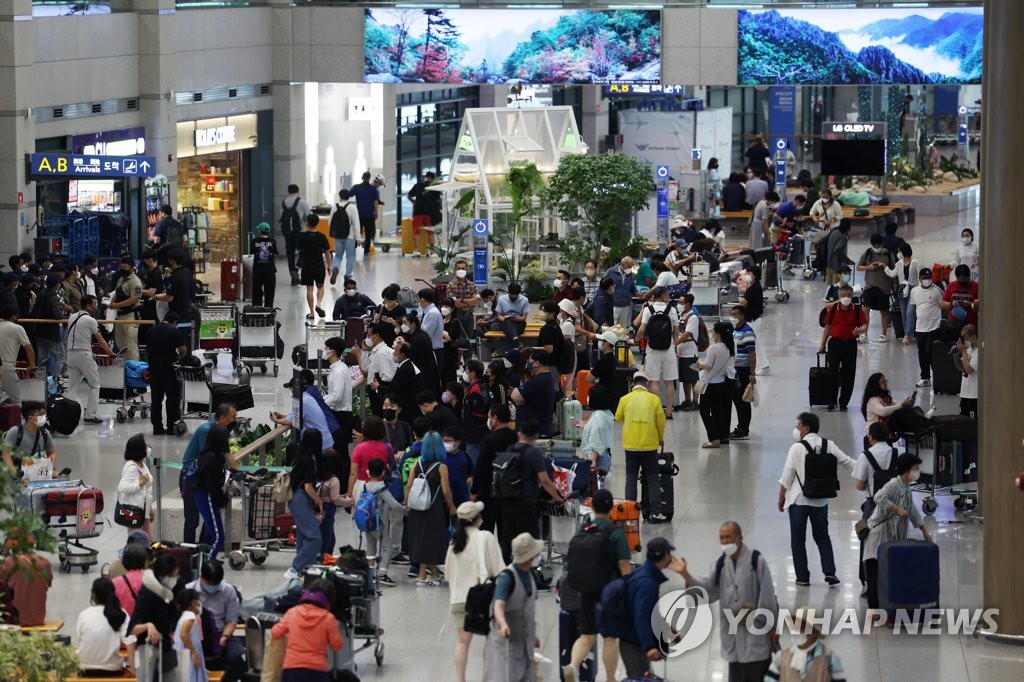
top-left (407, 461), bottom-right (440, 511)
top-left (272, 470), bottom-right (293, 503)
top-left (114, 501), bottom-right (146, 528)
top-left (742, 382), bottom-right (755, 403)
top-left (693, 380), bottom-right (708, 395)
top-left (385, 446), bottom-right (405, 503)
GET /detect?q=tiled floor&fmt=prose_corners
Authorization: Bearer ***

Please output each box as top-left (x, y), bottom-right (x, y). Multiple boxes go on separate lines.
top-left (40, 206), bottom-right (1022, 681)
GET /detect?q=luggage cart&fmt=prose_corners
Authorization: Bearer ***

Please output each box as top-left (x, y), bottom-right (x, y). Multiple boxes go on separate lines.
top-left (16, 477), bottom-right (105, 573)
top-left (303, 321), bottom-right (346, 377)
top-left (14, 365), bottom-right (49, 404)
top-left (304, 564), bottom-right (385, 668)
top-left (537, 496), bottom-right (582, 586)
top-left (904, 417), bottom-right (979, 515)
top-left (237, 306), bottom-right (280, 377)
top-left (225, 469), bottom-right (289, 570)
top-left (173, 359), bottom-right (256, 435)
top-left (199, 304), bottom-right (237, 353)
top-left (95, 350), bottom-right (150, 423)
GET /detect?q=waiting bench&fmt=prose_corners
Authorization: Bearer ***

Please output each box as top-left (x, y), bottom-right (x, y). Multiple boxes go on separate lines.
top-left (67, 670), bottom-right (226, 682)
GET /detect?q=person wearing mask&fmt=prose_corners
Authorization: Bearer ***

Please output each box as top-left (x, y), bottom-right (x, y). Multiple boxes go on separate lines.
top-left (819, 284), bottom-right (867, 411)
top-left (552, 269), bottom-right (574, 304)
top-left (743, 168), bottom-right (769, 209)
top-left (439, 298), bottom-right (466, 386)
top-left (137, 249), bottom-right (163, 344)
top-left (698, 321), bottom-right (736, 448)
top-left (605, 257), bottom-right (637, 327)
top-left (484, 533), bottom-right (544, 682)
top-left (404, 431), bottom-right (457, 586)
top-left (418, 389), bottom-right (460, 434)
top-left (194, 424), bottom-right (231, 560)
top-left (2, 400), bottom-right (58, 480)
top-left (153, 250), bottom-right (193, 323)
top-left (721, 173), bottom-right (747, 212)
top-left (581, 260), bottom-right (601, 303)
top-left (445, 500), bottom-right (505, 682)
top-left (386, 343), bottom-right (423, 424)
top-left (860, 373), bottom-right (914, 447)
top-left (851, 422), bottom-right (898, 593)
top-left (379, 394), bottom-right (414, 453)
top-left (579, 385), bottom-right (614, 479)
top-left (510, 350), bottom-right (558, 438)
top-left (357, 322), bottom-right (398, 413)
top-left (107, 256), bottom-right (144, 360)
top-left (12, 273), bottom-right (33, 318)
top-left (331, 278), bottom-right (375, 320)
top-left (729, 306), bottom-right (757, 441)
top-left (680, 521), bottom-right (778, 682)
top-left (738, 265), bottom-right (768, 375)
top-left (271, 370), bottom-right (336, 453)
top-left (417, 288), bottom-right (445, 376)
top-left (407, 171), bottom-right (441, 257)
top-left (329, 189), bottom-right (360, 284)
top-left (941, 264), bottom-right (980, 327)
top-left (402, 311), bottom-right (440, 396)
top-left (145, 313), bottom-right (189, 437)
top-left (587, 277), bottom-right (616, 329)
top-left (799, 180), bottom-right (820, 216)
top-left (885, 242), bottom-right (920, 345)
top-left (117, 434), bottom-right (156, 540)
top-left (126, 552), bottom-right (180, 679)
top-left (636, 288), bottom-right (679, 419)
top-left (347, 415), bottom-right (392, 496)
top-left (76, 577), bottom-right (132, 677)
top-left (749, 191), bottom-right (779, 250)
top-left (461, 360), bottom-right (490, 463)
top-left (536, 300), bottom-right (567, 371)
top-left (0, 306), bottom-right (35, 405)
top-left (586, 330), bottom-right (620, 405)
top-left (31, 273), bottom-right (66, 380)
top-left (771, 194), bottom-right (805, 242)
top-left (615, 372), bottom-right (667, 521)
top-left (562, 489), bottom-right (632, 682)
top-left (185, 559), bottom-right (243, 682)
top-left (372, 284), bottom-right (402, 344)
top-left (777, 412), bottom-right (855, 587)
top-left (673, 295), bottom-right (702, 411)
top-left (65, 295), bottom-right (115, 425)
top-left (357, 457), bottom-right (402, 586)
top-left (824, 219), bottom-right (853, 287)
top-left (442, 426), bottom-right (474, 506)
top-left (296, 214), bottom-right (332, 319)
top-left (80, 255), bottom-right (104, 299)
top-left (179, 404), bottom-right (238, 546)
top-left (250, 222), bottom-right (279, 308)
top-left (856, 233), bottom-right (896, 342)
top-left (764, 609), bottom-right (847, 682)
top-left (909, 268), bottom-right (944, 389)
top-left (351, 171), bottom-right (384, 257)
top-left (283, 430), bottom-right (327, 581)
top-left (152, 205), bottom-right (184, 247)
top-left (110, 538), bottom-right (149, 613)
top-left (62, 265), bottom-right (83, 313)
top-left (484, 359), bottom-right (511, 407)
top-left (494, 282), bottom-right (531, 343)
top-left (322, 337), bottom-right (354, 462)
top-left (447, 258), bottom-right (480, 334)
top-left (270, 580), bottom-right (344, 682)
top-left (745, 135), bottom-right (771, 177)
top-left (957, 324), bottom-right (979, 419)
top-left (953, 227), bottom-right (978, 280)
top-left (862, 454), bottom-right (933, 618)
top-left (472, 404), bottom-right (518, 534)
top-left (808, 189), bottom-right (842, 231)
top-left (0, 549), bottom-right (52, 627)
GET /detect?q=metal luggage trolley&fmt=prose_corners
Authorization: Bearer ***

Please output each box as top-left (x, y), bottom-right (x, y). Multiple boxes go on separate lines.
top-left (237, 307), bottom-right (280, 377)
top-left (173, 357), bottom-right (255, 435)
top-left (95, 350), bottom-right (150, 423)
top-left (304, 564), bottom-right (385, 668)
top-left (225, 468), bottom-right (290, 570)
top-left (903, 418), bottom-right (979, 515)
top-left (14, 365), bottom-right (49, 403)
top-left (17, 477), bottom-right (105, 573)
top-left (303, 321), bottom-right (346, 376)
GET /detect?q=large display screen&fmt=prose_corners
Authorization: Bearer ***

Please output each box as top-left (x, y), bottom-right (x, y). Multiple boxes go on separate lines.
top-left (738, 8), bottom-right (982, 85)
top-left (364, 9), bottom-right (661, 85)
top-left (821, 139), bottom-right (887, 177)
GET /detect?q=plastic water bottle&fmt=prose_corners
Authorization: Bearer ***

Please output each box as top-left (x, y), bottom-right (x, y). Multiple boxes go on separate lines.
top-left (97, 415), bottom-right (111, 437)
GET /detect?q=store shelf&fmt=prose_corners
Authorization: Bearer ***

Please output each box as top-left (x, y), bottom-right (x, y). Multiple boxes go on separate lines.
top-left (202, 190), bottom-right (236, 194)
top-left (201, 173), bottom-right (235, 177)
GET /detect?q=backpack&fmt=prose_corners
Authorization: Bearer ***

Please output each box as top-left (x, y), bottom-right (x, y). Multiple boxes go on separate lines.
top-left (685, 311), bottom-right (710, 352)
top-left (272, 470), bottom-right (292, 503)
top-left (407, 461), bottom-right (441, 511)
top-left (330, 202), bottom-right (352, 240)
top-left (566, 522), bottom-right (616, 594)
top-left (492, 444), bottom-right (525, 499)
top-left (645, 307), bottom-right (674, 351)
top-left (396, 287), bottom-right (417, 309)
top-left (863, 448), bottom-right (898, 496)
top-left (599, 574), bottom-right (632, 629)
top-left (813, 233), bottom-right (829, 272)
top-left (353, 487), bottom-right (382, 533)
top-left (818, 302), bottom-right (862, 328)
top-left (279, 197), bottom-right (302, 236)
top-left (795, 438), bottom-right (839, 499)
top-left (713, 548), bottom-right (762, 586)
top-left (400, 450), bottom-right (419, 485)
top-left (163, 218), bottom-right (184, 246)
top-left (463, 568), bottom-right (513, 635)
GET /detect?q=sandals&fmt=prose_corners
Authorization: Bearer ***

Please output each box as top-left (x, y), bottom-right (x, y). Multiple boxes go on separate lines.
top-left (701, 441), bottom-right (720, 449)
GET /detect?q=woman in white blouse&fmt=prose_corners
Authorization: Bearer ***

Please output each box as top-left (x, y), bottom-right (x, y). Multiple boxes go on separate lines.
top-left (884, 242), bottom-right (920, 345)
top-left (697, 321), bottom-right (736, 449)
top-left (953, 227), bottom-right (979, 280)
top-left (117, 434), bottom-right (155, 540)
top-left (75, 577), bottom-right (133, 676)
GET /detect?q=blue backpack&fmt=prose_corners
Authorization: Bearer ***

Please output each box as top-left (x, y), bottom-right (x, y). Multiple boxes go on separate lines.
top-left (597, 574), bottom-right (632, 638)
top-left (353, 487), bottom-right (382, 533)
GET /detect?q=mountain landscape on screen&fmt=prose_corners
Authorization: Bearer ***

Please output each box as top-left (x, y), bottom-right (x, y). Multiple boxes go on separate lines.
top-left (738, 9), bottom-right (983, 85)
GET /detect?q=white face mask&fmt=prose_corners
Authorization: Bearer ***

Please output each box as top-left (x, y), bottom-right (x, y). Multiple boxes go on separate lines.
top-left (91, 268), bottom-right (99, 275)
top-left (146, 446), bottom-right (152, 459)
top-left (792, 427), bottom-right (803, 442)
top-left (364, 337), bottom-right (373, 348)
top-left (345, 289), bottom-right (357, 297)
top-left (161, 577), bottom-right (176, 589)
top-left (872, 247), bottom-right (882, 254)
top-left (553, 279), bottom-right (564, 288)
top-left (961, 237), bottom-right (972, 245)
top-left (731, 317), bottom-right (742, 327)
top-left (920, 279), bottom-right (932, 288)
top-left (461, 370), bottom-right (470, 383)
top-left (908, 468), bottom-right (921, 483)
top-left (440, 307), bottom-right (453, 317)
top-left (19, 265), bottom-right (27, 273)
top-left (839, 297), bottom-right (853, 307)
top-left (400, 324), bottom-right (411, 334)
top-left (455, 269), bottom-right (467, 279)
top-left (34, 415), bottom-right (47, 427)
top-left (443, 442), bottom-right (456, 453)
top-left (721, 542), bottom-right (739, 556)
top-left (487, 419), bottom-right (495, 432)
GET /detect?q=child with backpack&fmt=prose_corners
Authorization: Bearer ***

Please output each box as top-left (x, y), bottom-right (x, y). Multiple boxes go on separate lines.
top-left (355, 458), bottom-right (404, 587)
top-left (317, 451), bottom-right (354, 557)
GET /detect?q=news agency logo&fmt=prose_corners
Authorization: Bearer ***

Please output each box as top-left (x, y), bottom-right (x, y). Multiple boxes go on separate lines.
top-left (653, 587), bottom-right (715, 656)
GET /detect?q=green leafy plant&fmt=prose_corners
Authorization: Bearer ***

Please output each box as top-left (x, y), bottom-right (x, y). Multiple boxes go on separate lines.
top-left (0, 629), bottom-right (80, 681)
top-left (490, 163), bottom-right (545, 285)
top-left (430, 189), bottom-right (476, 276)
top-left (542, 152), bottom-right (654, 263)
top-left (937, 155), bottom-right (979, 180)
top-left (557, 232), bottom-right (596, 271)
top-left (623, 234), bottom-right (651, 260)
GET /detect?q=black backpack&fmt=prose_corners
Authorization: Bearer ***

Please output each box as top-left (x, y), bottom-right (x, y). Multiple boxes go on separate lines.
top-left (714, 548), bottom-right (762, 585)
top-left (646, 306), bottom-right (674, 350)
top-left (163, 217), bottom-right (184, 246)
top-left (863, 447), bottom-right (898, 495)
top-left (330, 202), bottom-right (352, 240)
top-left (813, 233), bottom-right (830, 272)
top-left (567, 522), bottom-right (615, 594)
top-left (492, 444), bottom-right (525, 499)
top-left (796, 438), bottom-right (839, 499)
top-left (463, 568), bottom-right (512, 635)
top-left (279, 197), bottom-right (302, 236)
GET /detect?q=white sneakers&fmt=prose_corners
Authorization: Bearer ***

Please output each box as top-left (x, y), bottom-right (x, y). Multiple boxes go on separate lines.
top-left (916, 379), bottom-right (932, 387)
top-left (283, 568), bottom-right (299, 581)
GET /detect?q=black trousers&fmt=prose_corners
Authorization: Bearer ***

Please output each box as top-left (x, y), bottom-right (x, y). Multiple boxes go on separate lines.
top-left (180, 470), bottom-right (200, 544)
top-left (498, 499), bottom-right (539, 564)
top-left (865, 557), bottom-right (880, 609)
top-left (960, 397), bottom-right (977, 420)
top-left (360, 216), bottom-right (376, 255)
top-left (252, 269), bottom-right (276, 308)
top-left (150, 373), bottom-right (180, 430)
top-left (826, 337), bottom-right (858, 408)
top-left (732, 367), bottom-right (752, 433)
top-left (478, 496), bottom-right (498, 535)
top-left (283, 231), bottom-right (298, 275)
top-left (700, 381), bottom-right (732, 442)
top-left (916, 329), bottom-right (936, 380)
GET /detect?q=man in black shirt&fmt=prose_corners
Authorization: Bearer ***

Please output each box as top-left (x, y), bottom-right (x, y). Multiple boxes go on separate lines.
top-left (295, 214), bottom-right (331, 320)
top-left (416, 390), bottom-right (459, 433)
top-left (137, 249), bottom-right (163, 347)
top-left (511, 350), bottom-right (558, 437)
top-left (471, 404), bottom-right (518, 534)
top-left (586, 330), bottom-right (619, 402)
top-left (145, 313), bottom-right (188, 435)
top-left (154, 251), bottom-right (193, 325)
top-left (250, 222), bottom-right (278, 308)
top-left (739, 264), bottom-right (769, 375)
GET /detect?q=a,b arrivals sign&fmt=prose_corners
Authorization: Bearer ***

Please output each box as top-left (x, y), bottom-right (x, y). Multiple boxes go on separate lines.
top-left (27, 153), bottom-right (156, 179)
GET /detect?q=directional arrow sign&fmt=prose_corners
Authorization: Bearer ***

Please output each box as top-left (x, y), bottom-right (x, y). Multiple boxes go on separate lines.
top-left (27, 153), bottom-right (157, 178)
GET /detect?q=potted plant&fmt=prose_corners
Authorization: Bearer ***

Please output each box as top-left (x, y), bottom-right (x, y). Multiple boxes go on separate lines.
top-left (428, 189), bottom-right (476, 279)
top-left (491, 163), bottom-right (544, 285)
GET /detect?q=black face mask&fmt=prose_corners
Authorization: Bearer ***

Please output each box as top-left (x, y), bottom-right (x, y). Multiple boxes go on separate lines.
top-left (382, 408), bottom-right (397, 421)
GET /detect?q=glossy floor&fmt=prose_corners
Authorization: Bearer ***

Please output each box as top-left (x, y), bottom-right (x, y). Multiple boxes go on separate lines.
top-left (41, 208), bottom-right (1019, 681)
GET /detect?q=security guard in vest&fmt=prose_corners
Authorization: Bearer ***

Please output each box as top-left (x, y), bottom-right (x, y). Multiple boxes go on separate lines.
top-left (107, 256), bottom-right (144, 360)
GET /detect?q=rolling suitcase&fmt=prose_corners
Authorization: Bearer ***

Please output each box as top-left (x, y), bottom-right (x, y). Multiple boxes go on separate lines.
top-left (930, 340), bottom-right (961, 395)
top-left (612, 366), bottom-right (634, 410)
top-left (808, 352), bottom-right (837, 407)
top-left (877, 539), bottom-right (939, 613)
top-left (561, 399), bottom-right (583, 441)
top-left (46, 394), bottom-right (81, 435)
top-left (889, 294), bottom-right (905, 339)
top-left (609, 499), bottom-right (642, 554)
top-left (248, 483), bottom-right (279, 540)
top-left (244, 612), bottom-right (282, 676)
top-left (641, 449), bottom-right (677, 522)
top-left (220, 258), bottom-right (240, 301)
top-left (559, 609), bottom-right (597, 681)
top-left (575, 370), bottom-right (592, 408)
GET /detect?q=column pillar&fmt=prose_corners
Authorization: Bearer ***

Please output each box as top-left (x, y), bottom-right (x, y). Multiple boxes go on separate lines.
top-left (979, 0), bottom-right (1024, 642)
top-left (0, 0), bottom-right (36, 258)
top-left (580, 86), bottom-right (608, 154)
top-left (135, 0), bottom-right (178, 210)
top-left (270, 0), bottom-right (305, 232)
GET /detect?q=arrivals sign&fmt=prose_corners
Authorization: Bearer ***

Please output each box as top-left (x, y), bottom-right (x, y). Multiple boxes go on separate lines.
top-left (27, 153), bottom-right (156, 178)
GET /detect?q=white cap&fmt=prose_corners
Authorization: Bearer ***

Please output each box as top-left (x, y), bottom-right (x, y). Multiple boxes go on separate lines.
top-left (597, 330), bottom-right (619, 346)
top-left (557, 299), bottom-right (576, 315)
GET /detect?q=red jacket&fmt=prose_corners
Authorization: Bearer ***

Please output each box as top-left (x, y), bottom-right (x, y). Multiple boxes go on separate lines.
top-left (271, 603), bottom-right (343, 671)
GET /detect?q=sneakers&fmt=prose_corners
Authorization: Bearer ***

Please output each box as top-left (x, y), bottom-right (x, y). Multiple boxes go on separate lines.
top-left (647, 513), bottom-right (669, 524)
top-left (391, 553), bottom-right (410, 565)
top-left (682, 402), bottom-right (700, 412)
top-left (825, 575), bottom-right (841, 587)
top-left (283, 568), bottom-right (299, 581)
top-left (755, 367), bottom-right (771, 376)
top-left (562, 665), bottom-right (579, 682)
top-left (329, 271), bottom-right (338, 285)
top-left (83, 417), bottom-right (103, 425)
top-left (406, 567), bottom-right (418, 578)
top-left (416, 579), bottom-right (435, 588)
top-left (795, 579), bottom-right (810, 587)
top-left (877, 335), bottom-right (889, 343)
top-left (729, 429), bottom-right (749, 441)
top-left (377, 575), bottom-right (397, 587)
top-left (916, 379), bottom-right (932, 387)
top-left (826, 404), bottom-right (838, 412)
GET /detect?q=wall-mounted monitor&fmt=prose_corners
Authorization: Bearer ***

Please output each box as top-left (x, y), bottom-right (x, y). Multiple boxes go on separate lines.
top-left (821, 139), bottom-right (887, 177)
top-left (365, 9), bottom-right (661, 85)
top-left (738, 8), bottom-right (983, 85)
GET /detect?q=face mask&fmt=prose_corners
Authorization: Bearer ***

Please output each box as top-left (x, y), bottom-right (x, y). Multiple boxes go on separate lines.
top-left (400, 324), bottom-right (411, 334)
top-left (872, 247), bottom-right (882, 254)
top-left (441, 307), bottom-right (453, 317)
top-left (962, 237), bottom-right (972, 245)
top-left (920, 279), bottom-right (932, 288)
top-left (553, 279), bottom-right (563, 288)
top-left (121, 269), bottom-right (131, 277)
top-left (443, 442), bottom-right (456, 453)
top-left (161, 577), bottom-right (176, 589)
top-left (364, 337), bottom-right (373, 349)
top-left (345, 289), bottom-right (357, 297)
top-left (19, 265), bottom-right (27, 272)
top-left (908, 469), bottom-right (921, 483)
top-left (585, 268), bottom-right (595, 277)
top-left (35, 415), bottom-right (47, 427)
top-left (202, 583), bottom-right (221, 595)
top-left (441, 391), bottom-right (452, 404)
top-left (841, 274), bottom-right (851, 284)
top-left (731, 317), bottom-right (741, 327)
top-left (461, 370), bottom-right (470, 383)
top-left (487, 419), bottom-right (495, 431)
top-left (840, 297), bottom-right (852, 307)
top-left (455, 269), bottom-right (467, 279)
top-left (91, 268), bottom-right (98, 275)
top-left (721, 543), bottom-right (739, 556)
top-left (792, 427), bottom-right (803, 441)
top-left (382, 408), bottom-right (397, 421)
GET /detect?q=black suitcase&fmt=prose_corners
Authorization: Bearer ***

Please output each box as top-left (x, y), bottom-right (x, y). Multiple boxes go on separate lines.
top-left (642, 449), bottom-right (677, 522)
top-left (559, 608), bottom-right (597, 681)
top-left (612, 365), bottom-right (634, 410)
top-left (889, 295), bottom-right (905, 339)
top-left (46, 394), bottom-right (81, 435)
top-left (931, 340), bottom-right (961, 395)
top-left (808, 352), bottom-right (837, 407)
top-left (244, 611), bottom-right (281, 676)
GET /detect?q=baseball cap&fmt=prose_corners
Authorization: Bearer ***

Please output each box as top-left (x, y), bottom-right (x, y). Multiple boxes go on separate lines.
top-left (50, 263), bottom-right (67, 273)
top-left (597, 330), bottom-right (618, 346)
top-left (646, 537), bottom-right (675, 561)
top-left (257, 222), bottom-right (271, 234)
top-left (632, 371), bottom-right (649, 383)
top-left (283, 368), bottom-right (315, 389)
top-left (19, 274), bottom-right (34, 285)
top-left (45, 273), bottom-right (62, 287)
top-left (919, 267), bottom-right (933, 278)
top-left (3, 272), bottom-right (19, 284)
top-left (592, 489), bottom-right (614, 514)
top-left (531, 349), bottom-right (551, 366)
top-left (671, 216), bottom-right (686, 228)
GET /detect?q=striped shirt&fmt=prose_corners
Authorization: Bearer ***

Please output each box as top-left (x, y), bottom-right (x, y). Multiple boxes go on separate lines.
top-left (863, 476), bottom-right (924, 561)
top-left (732, 322), bottom-right (756, 368)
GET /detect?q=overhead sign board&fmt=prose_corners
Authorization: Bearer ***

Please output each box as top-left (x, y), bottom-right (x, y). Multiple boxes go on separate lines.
top-left (177, 113), bottom-right (257, 158)
top-left (27, 153), bottom-right (156, 179)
